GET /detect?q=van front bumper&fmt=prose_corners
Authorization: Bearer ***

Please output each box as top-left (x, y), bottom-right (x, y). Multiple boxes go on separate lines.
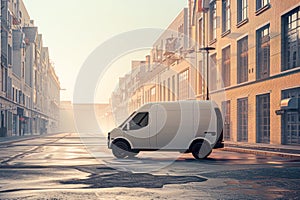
top-left (107, 132), bottom-right (111, 149)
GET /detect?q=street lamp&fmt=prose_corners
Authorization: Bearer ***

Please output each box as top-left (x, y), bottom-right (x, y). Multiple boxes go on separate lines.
top-left (199, 46), bottom-right (215, 100)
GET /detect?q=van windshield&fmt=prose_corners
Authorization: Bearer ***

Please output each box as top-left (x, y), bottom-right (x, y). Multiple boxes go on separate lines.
top-left (118, 112), bottom-right (136, 128)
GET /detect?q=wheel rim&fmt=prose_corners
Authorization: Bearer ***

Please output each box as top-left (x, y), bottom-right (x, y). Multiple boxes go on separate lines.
top-left (198, 142), bottom-right (211, 158)
top-left (113, 142), bottom-right (129, 158)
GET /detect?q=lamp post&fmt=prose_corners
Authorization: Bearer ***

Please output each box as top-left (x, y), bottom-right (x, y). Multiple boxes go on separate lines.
top-left (199, 47), bottom-right (215, 100)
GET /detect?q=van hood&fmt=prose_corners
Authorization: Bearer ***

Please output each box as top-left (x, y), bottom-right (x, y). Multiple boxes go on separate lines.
top-left (110, 127), bottom-right (124, 137)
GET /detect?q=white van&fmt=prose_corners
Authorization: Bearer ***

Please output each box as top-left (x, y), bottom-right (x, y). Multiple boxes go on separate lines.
top-left (107, 100), bottom-right (224, 160)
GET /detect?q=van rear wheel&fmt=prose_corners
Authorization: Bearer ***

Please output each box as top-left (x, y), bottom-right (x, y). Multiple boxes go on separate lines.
top-left (192, 141), bottom-right (212, 160)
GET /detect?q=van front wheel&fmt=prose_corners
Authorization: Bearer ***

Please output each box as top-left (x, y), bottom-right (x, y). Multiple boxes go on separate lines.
top-left (111, 141), bottom-right (131, 159)
top-left (191, 141), bottom-right (212, 160)
top-left (112, 141), bottom-right (138, 159)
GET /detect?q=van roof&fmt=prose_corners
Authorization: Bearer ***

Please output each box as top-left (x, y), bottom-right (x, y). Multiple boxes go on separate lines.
top-left (145, 100), bottom-right (214, 105)
top-left (137, 100), bottom-right (217, 112)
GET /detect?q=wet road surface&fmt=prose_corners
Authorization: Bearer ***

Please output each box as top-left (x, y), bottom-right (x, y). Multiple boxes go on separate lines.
top-left (0, 132), bottom-right (299, 199)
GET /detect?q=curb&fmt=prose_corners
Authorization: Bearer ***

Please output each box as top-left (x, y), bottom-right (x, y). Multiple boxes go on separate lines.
top-left (221, 147), bottom-right (300, 159)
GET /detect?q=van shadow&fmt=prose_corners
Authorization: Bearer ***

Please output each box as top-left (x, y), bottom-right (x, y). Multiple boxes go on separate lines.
top-left (108, 154), bottom-right (262, 166)
top-left (60, 166), bottom-right (207, 189)
top-left (127, 155), bottom-right (235, 163)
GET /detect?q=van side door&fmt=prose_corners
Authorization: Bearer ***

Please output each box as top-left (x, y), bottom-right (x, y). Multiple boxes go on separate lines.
top-left (149, 105), bottom-right (157, 148)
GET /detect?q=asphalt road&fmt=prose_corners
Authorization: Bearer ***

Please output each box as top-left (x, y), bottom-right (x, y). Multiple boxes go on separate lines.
top-left (0, 132), bottom-right (299, 200)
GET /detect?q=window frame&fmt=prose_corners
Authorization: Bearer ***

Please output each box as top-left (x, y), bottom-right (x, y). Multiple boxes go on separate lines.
top-left (256, 93), bottom-right (270, 144)
top-left (222, 100), bottom-right (231, 141)
top-left (282, 7), bottom-right (300, 71)
top-left (237, 97), bottom-right (248, 142)
top-left (256, 24), bottom-right (270, 80)
top-left (281, 87), bottom-right (300, 145)
top-left (209, 0), bottom-right (217, 42)
top-left (178, 69), bottom-right (189, 100)
top-left (222, 46), bottom-right (231, 87)
top-left (172, 75), bottom-right (176, 101)
top-left (237, 0), bottom-right (248, 25)
top-left (150, 86), bottom-right (156, 102)
top-left (222, 0), bottom-right (231, 34)
top-left (237, 36), bottom-right (249, 84)
top-left (167, 78), bottom-right (170, 101)
top-left (210, 53), bottom-right (217, 91)
top-left (256, 0), bottom-right (270, 12)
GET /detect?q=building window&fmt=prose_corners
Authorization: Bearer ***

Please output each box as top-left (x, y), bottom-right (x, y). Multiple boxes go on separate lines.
top-left (257, 93), bottom-right (270, 144)
top-left (15, 90), bottom-right (18, 103)
top-left (163, 80), bottom-right (166, 101)
top-left (167, 78), bottom-right (170, 101)
top-left (178, 69), bottom-right (189, 100)
top-left (144, 92), bottom-right (148, 104)
top-left (18, 90), bottom-right (22, 104)
top-left (256, 0), bottom-right (269, 11)
top-left (172, 75), bottom-right (175, 101)
top-left (198, 19), bottom-right (203, 47)
top-left (237, 36), bottom-right (248, 84)
top-left (22, 93), bottom-right (25, 105)
top-left (222, 46), bottom-right (231, 87)
top-left (237, 98), bottom-right (248, 142)
top-left (210, 54), bottom-right (217, 91)
top-left (222, 0), bottom-right (231, 33)
top-left (198, 60), bottom-right (203, 95)
top-left (282, 88), bottom-right (300, 145)
top-left (209, 0), bottom-right (217, 41)
top-left (257, 24), bottom-right (270, 79)
top-left (160, 82), bottom-right (162, 101)
top-left (19, 91), bottom-right (23, 104)
top-left (0, 110), bottom-right (5, 128)
top-left (8, 45), bottom-right (12, 66)
top-left (12, 88), bottom-right (15, 101)
top-left (1, 67), bottom-right (7, 92)
top-left (282, 7), bottom-right (300, 71)
top-left (150, 86), bottom-right (156, 102)
top-left (237, 0), bottom-right (248, 24)
top-left (222, 100), bottom-right (231, 141)
top-left (7, 77), bottom-right (11, 100)
top-left (21, 62), bottom-right (25, 78)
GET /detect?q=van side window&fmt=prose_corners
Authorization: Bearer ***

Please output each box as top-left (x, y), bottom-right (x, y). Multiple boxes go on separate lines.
top-left (129, 112), bottom-right (149, 130)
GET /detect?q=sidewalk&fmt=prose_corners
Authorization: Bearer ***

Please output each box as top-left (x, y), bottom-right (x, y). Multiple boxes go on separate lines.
top-left (0, 132), bottom-right (62, 145)
top-left (222, 141), bottom-right (300, 159)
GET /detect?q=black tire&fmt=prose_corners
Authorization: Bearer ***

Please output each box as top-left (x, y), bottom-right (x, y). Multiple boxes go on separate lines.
top-left (191, 141), bottom-right (212, 160)
top-left (111, 141), bottom-right (131, 159)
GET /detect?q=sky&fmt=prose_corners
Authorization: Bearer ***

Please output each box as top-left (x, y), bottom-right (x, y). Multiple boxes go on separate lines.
top-left (22, 0), bottom-right (187, 103)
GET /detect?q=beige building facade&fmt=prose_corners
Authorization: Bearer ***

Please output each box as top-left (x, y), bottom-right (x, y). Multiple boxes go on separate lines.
top-left (110, 0), bottom-right (300, 146)
top-left (0, 0), bottom-right (60, 136)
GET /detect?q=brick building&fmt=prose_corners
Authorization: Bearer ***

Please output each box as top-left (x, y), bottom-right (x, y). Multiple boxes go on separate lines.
top-left (110, 0), bottom-right (300, 146)
top-left (189, 0), bottom-right (300, 146)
